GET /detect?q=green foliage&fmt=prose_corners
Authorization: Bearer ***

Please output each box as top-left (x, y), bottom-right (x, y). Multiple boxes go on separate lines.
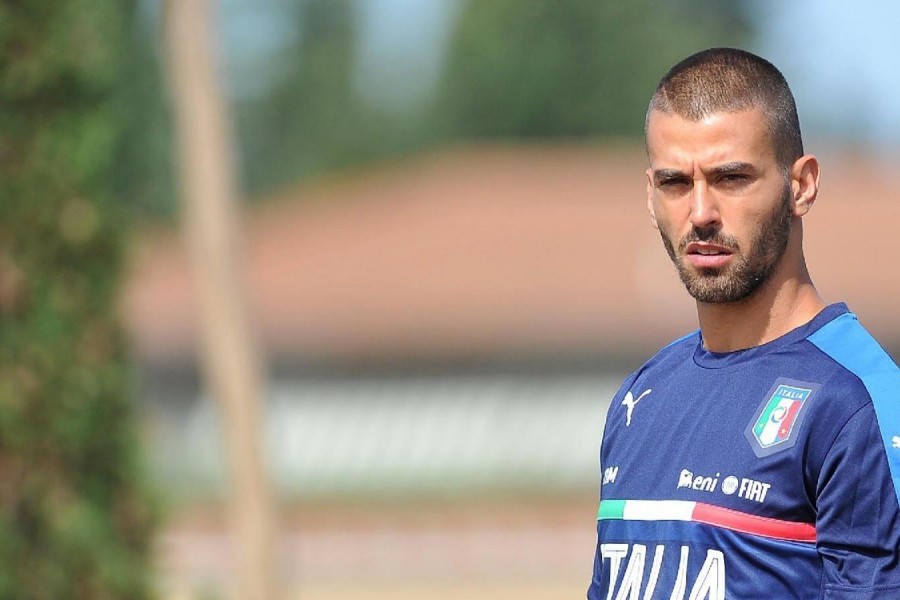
top-left (234, 0), bottom-right (748, 200)
top-left (238, 0), bottom-right (426, 196)
top-left (0, 1), bottom-right (156, 598)
top-left (112, 0), bottom-right (751, 213)
top-left (112, 13), bottom-right (178, 221)
top-left (435, 0), bottom-right (749, 140)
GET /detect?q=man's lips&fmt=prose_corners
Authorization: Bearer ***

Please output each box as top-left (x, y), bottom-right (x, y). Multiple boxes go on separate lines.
top-left (684, 242), bottom-right (734, 269)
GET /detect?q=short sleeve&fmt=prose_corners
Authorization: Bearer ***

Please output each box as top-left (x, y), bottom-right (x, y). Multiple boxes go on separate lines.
top-left (815, 403), bottom-right (900, 598)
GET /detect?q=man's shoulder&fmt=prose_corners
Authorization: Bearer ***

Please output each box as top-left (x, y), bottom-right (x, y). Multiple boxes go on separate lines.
top-left (804, 308), bottom-right (900, 425)
top-left (644, 329), bottom-right (701, 368)
top-left (611, 330), bottom-right (700, 397)
top-left (806, 309), bottom-right (900, 380)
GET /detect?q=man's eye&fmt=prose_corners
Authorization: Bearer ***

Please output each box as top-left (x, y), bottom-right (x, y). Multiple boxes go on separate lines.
top-left (658, 178), bottom-right (689, 189)
top-left (719, 174), bottom-right (748, 184)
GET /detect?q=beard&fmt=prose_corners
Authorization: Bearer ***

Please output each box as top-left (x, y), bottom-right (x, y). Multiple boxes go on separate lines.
top-left (659, 185), bottom-right (793, 304)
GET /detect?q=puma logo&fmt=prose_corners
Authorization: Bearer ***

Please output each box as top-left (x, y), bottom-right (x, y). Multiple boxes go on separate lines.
top-left (622, 389), bottom-right (653, 427)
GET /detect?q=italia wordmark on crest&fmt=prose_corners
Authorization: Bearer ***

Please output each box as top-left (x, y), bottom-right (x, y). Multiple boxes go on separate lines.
top-left (744, 378), bottom-right (821, 458)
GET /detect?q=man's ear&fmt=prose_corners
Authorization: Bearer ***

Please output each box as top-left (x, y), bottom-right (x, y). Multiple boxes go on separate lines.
top-left (646, 168), bottom-right (659, 229)
top-left (791, 155), bottom-right (820, 217)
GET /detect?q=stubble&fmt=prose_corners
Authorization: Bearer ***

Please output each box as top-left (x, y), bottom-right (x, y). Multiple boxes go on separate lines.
top-left (660, 184), bottom-right (793, 304)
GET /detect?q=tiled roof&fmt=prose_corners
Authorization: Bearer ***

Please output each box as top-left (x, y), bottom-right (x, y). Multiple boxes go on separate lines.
top-left (122, 144), bottom-right (900, 365)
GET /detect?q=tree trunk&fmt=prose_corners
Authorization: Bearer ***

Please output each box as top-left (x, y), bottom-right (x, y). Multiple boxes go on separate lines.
top-left (163, 1), bottom-right (278, 598)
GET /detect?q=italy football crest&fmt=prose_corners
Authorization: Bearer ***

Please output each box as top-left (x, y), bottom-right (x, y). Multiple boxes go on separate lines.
top-left (745, 378), bottom-right (820, 458)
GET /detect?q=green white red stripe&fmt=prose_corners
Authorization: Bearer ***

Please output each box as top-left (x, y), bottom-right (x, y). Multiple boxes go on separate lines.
top-left (598, 499), bottom-right (816, 543)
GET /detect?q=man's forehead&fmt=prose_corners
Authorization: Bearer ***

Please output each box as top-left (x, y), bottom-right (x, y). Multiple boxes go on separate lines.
top-left (645, 108), bottom-right (774, 169)
top-left (646, 107), bottom-right (768, 138)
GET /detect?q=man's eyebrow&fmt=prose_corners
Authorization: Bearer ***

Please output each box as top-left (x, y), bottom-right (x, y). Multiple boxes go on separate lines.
top-left (652, 162), bottom-right (757, 184)
top-left (707, 161), bottom-right (756, 176)
top-left (652, 168), bottom-right (688, 183)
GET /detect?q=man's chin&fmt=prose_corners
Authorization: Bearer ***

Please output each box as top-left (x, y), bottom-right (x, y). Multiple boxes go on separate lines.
top-left (696, 266), bottom-right (725, 277)
top-left (677, 265), bottom-right (727, 287)
top-left (686, 276), bottom-right (765, 304)
top-left (681, 273), bottom-right (743, 304)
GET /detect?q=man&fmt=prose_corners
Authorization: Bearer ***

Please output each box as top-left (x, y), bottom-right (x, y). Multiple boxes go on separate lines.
top-left (588, 48), bottom-right (900, 599)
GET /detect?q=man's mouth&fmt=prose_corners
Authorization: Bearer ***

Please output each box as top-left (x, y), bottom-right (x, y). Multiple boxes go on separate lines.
top-left (694, 247), bottom-right (728, 255)
top-left (685, 242), bottom-right (734, 268)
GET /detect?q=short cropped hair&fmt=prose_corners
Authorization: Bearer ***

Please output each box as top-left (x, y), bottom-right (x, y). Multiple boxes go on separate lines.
top-left (646, 48), bottom-right (803, 171)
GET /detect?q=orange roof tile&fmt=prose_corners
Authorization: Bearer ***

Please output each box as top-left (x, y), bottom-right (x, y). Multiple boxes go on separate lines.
top-left (122, 144), bottom-right (900, 365)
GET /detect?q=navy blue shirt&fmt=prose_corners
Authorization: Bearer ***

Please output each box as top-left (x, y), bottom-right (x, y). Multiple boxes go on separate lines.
top-left (588, 304), bottom-right (900, 599)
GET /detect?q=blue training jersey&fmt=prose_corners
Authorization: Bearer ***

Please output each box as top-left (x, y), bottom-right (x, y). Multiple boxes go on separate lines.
top-left (588, 303), bottom-right (900, 600)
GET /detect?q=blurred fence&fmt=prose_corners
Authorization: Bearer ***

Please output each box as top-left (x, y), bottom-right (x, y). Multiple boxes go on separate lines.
top-left (146, 369), bottom-right (619, 597)
top-left (142, 370), bottom-right (620, 501)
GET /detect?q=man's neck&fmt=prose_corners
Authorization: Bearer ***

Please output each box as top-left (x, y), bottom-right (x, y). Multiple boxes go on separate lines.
top-left (696, 264), bottom-right (826, 353)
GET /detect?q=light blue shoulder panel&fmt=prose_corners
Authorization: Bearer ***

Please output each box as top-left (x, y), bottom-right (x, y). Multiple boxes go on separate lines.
top-left (808, 312), bottom-right (900, 508)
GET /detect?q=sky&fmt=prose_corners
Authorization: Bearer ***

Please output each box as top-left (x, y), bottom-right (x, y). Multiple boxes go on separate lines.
top-left (754, 0), bottom-right (900, 151)
top-left (353, 0), bottom-right (462, 114)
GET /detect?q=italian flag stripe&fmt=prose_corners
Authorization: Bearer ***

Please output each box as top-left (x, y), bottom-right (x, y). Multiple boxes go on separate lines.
top-left (624, 499), bottom-right (696, 521)
top-left (598, 500), bottom-right (816, 543)
top-left (779, 400), bottom-right (802, 438)
top-left (598, 499), bottom-right (626, 519)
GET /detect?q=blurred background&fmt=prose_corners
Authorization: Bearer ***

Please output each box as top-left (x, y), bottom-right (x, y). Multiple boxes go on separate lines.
top-left (2, 0), bottom-right (899, 599)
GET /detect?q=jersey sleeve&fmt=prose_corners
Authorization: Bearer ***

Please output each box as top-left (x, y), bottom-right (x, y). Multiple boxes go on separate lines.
top-left (815, 403), bottom-right (900, 598)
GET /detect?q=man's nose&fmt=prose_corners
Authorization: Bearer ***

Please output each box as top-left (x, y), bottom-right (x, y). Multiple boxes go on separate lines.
top-left (689, 182), bottom-right (721, 229)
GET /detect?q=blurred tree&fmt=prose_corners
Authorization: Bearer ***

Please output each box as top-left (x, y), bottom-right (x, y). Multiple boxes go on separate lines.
top-left (434, 0), bottom-right (750, 140)
top-left (237, 0), bottom-right (440, 197)
top-left (235, 0), bottom-right (749, 199)
top-left (131, 0), bottom-right (750, 207)
top-left (114, 10), bottom-right (178, 220)
top-left (0, 1), bottom-right (156, 598)
top-left (238, 0), bottom-right (366, 194)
